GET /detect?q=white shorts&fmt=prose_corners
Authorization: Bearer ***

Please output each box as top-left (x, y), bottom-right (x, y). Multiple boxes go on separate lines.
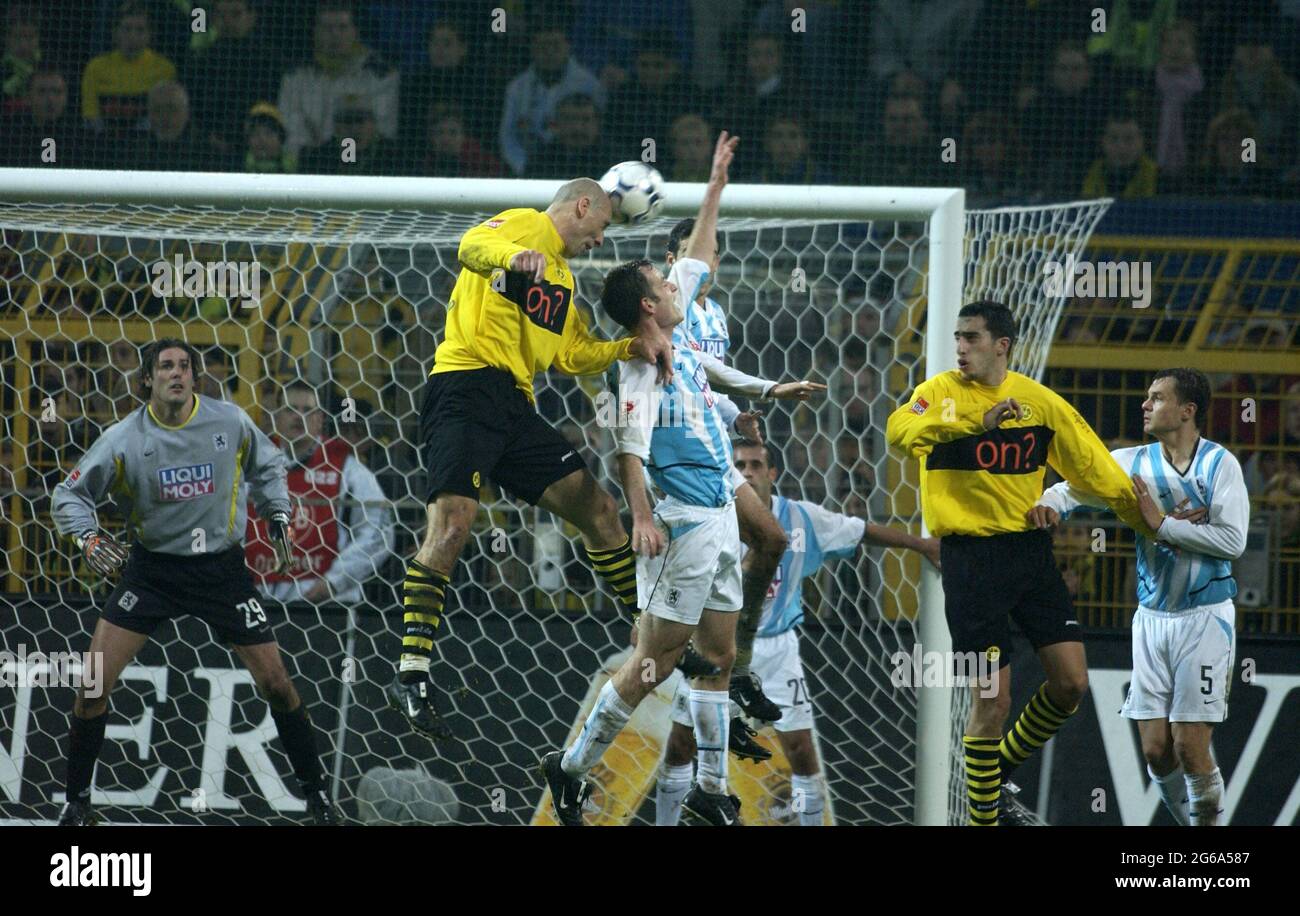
top-left (668, 629), bottom-right (813, 733)
top-left (1120, 600), bottom-right (1236, 723)
top-left (638, 496), bottom-right (742, 626)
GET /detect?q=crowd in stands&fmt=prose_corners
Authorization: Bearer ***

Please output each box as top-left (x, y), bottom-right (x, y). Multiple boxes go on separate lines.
top-left (1, 0), bottom-right (1298, 202)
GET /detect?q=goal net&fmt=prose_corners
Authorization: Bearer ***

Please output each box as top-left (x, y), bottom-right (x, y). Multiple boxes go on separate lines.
top-left (0, 172), bottom-right (1109, 825)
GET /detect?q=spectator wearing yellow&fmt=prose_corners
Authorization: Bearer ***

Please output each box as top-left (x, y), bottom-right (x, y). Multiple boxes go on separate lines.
top-left (81, 1), bottom-right (176, 134)
top-left (1082, 113), bottom-right (1159, 198)
top-left (242, 101), bottom-right (297, 173)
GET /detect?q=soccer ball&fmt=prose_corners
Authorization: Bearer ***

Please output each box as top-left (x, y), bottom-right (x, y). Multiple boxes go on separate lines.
top-left (599, 161), bottom-right (665, 225)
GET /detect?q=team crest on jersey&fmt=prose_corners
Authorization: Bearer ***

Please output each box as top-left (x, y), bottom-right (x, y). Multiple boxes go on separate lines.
top-left (667, 587), bottom-right (680, 608)
top-left (1019, 404), bottom-right (1034, 421)
top-left (213, 432), bottom-right (228, 451)
top-left (910, 397), bottom-right (929, 415)
top-left (159, 463), bottom-right (215, 500)
top-left (67, 468), bottom-right (81, 484)
top-left (485, 219), bottom-right (504, 228)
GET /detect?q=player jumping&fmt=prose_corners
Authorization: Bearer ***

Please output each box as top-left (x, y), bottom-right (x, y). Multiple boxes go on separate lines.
top-left (542, 132), bottom-right (748, 826)
top-left (655, 437), bottom-right (940, 825)
top-left (388, 176), bottom-right (673, 740)
top-left (50, 339), bottom-right (339, 825)
top-left (1029, 368), bottom-right (1247, 826)
top-left (662, 217), bottom-right (826, 732)
top-left (886, 301), bottom-right (1158, 826)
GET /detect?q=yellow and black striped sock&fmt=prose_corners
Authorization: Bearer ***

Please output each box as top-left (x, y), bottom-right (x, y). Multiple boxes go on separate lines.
top-left (964, 735), bottom-right (1001, 826)
top-left (399, 560), bottom-right (449, 682)
top-left (999, 682), bottom-right (1076, 778)
top-left (583, 537), bottom-right (638, 619)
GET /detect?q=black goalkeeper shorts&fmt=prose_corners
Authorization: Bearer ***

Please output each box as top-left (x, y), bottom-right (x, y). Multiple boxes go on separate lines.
top-left (101, 545), bottom-right (275, 646)
top-left (938, 528), bottom-right (1080, 669)
top-left (419, 367), bottom-right (586, 505)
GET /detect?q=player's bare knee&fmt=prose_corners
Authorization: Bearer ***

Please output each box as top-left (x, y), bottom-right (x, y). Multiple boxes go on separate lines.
top-left (587, 487), bottom-right (624, 543)
top-left (1171, 732), bottom-right (1210, 770)
top-left (971, 691), bottom-right (1010, 731)
top-left (1142, 734), bottom-right (1173, 769)
top-left (665, 724), bottom-right (696, 766)
top-left (785, 736), bottom-right (818, 775)
top-left (257, 671), bottom-right (297, 711)
top-left (1050, 672), bottom-right (1088, 710)
top-left (694, 638), bottom-right (735, 676)
top-left (429, 515), bottom-right (472, 560)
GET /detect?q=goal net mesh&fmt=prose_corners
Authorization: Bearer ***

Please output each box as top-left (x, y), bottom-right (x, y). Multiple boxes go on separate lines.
top-left (0, 195), bottom-right (1109, 825)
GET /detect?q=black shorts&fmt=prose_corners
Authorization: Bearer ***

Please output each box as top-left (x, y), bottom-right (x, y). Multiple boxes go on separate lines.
top-left (101, 545), bottom-right (275, 646)
top-left (939, 529), bottom-right (1080, 668)
top-left (419, 367), bottom-right (586, 505)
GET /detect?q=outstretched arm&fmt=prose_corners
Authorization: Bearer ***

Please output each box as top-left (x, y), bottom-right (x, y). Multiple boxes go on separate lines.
top-left (682, 131), bottom-right (739, 263)
top-left (862, 523), bottom-right (941, 570)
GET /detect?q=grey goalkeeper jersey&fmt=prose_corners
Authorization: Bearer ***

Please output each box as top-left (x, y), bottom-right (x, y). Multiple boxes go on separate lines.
top-left (51, 395), bottom-right (290, 556)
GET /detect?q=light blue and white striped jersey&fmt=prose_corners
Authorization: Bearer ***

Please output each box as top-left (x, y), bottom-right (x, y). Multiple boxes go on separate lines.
top-left (749, 494), bottom-right (866, 636)
top-left (682, 294), bottom-right (741, 430)
top-left (612, 258), bottom-right (736, 508)
top-left (684, 296), bottom-right (730, 360)
top-left (1038, 438), bottom-right (1249, 611)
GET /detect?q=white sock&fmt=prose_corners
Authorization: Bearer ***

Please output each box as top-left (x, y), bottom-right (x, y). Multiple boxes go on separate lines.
top-left (655, 762), bottom-right (694, 826)
top-left (561, 681), bottom-right (634, 777)
top-left (791, 773), bottom-right (824, 826)
top-left (1149, 764), bottom-right (1190, 826)
top-left (690, 688), bottom-right (730, 794)
top-left (1185, 768), bottom-right (1224, 826)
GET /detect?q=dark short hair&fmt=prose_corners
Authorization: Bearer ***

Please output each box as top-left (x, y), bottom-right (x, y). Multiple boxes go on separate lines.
top-left (1152, 368), bottom-right (1211, 428)
top-left (665, 217), bottom-right (719, 259)
top-left (137, 338), bottom-right (202, 396)
top-left (733, 437), bottom-right (780, 472)
top-left (600, 259), bottom-right (655, 330)
top-left (958, 300), bottom-right (1018, 350)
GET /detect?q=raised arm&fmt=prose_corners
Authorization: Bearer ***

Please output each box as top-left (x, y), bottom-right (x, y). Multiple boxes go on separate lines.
top-left (682, 131), bottom-right (739, 263)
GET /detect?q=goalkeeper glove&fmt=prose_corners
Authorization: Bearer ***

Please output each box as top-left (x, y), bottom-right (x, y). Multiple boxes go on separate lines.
top-left (268, 511), bottom-right (294, 573)
top-left (76, 530), bottom-right (130, 577)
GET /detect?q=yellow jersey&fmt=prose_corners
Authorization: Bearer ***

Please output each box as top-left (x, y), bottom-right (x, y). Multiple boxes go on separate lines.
top-left (432, 208), bottom-right (634, 402)
top-left (81, 49), bottom-right (177, 120)
top-left (886, 369), bottom-right (1154, 538)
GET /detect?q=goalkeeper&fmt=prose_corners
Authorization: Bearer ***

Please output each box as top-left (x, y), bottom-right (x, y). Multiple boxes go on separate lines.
top-left (50, 339), bottom-right (337, 826)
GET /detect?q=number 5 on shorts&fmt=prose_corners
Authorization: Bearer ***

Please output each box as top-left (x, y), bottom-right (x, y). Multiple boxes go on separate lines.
top-left (238, 598), bottom-right (267, 629)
